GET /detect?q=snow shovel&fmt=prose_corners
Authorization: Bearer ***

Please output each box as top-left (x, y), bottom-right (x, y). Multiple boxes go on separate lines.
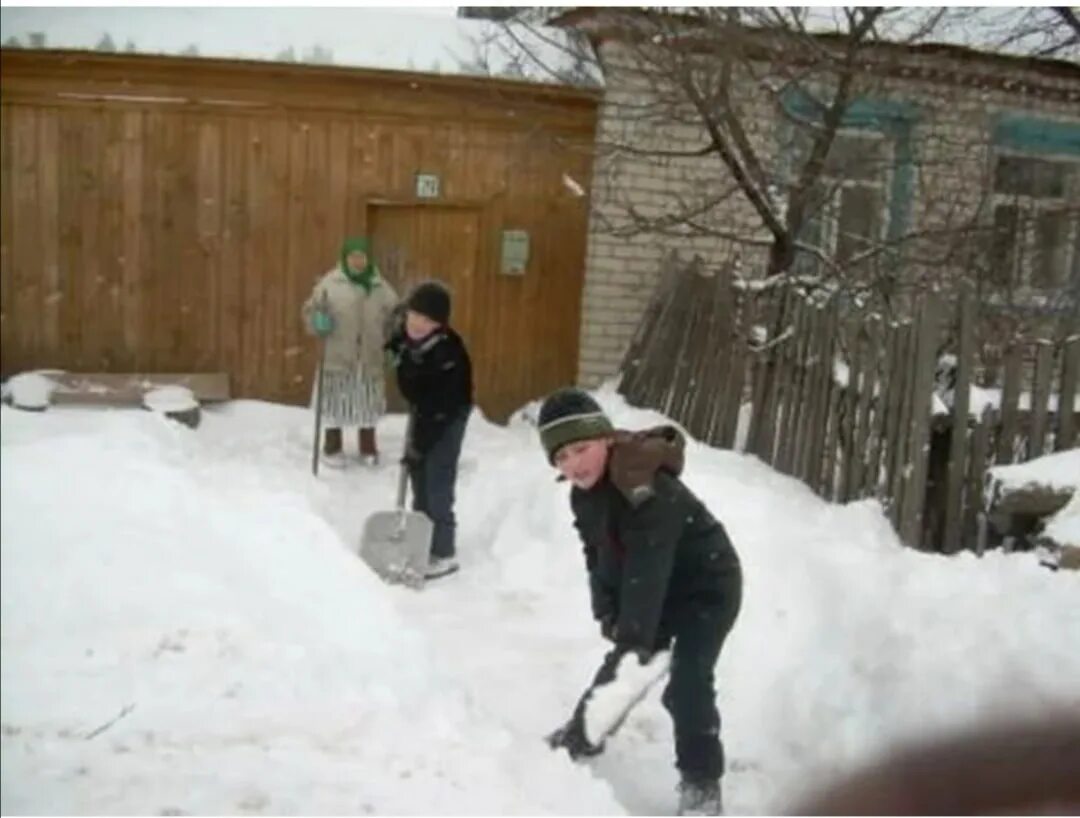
top-left (583, 650), bottom-right (671, 746)
top-left (547, 650), bottom-right (672, 757)
top-left (358, 414), bottom-right (433, 589)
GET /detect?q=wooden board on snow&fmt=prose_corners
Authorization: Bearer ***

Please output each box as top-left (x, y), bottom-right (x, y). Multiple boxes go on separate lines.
top-left (48, 372), bottom-right (230, 406)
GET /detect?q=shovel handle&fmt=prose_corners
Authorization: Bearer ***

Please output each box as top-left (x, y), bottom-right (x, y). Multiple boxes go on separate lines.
top-left (311, 290), bottom-right (330, 477)
top-left (396, 411), bottom-right (414, 510)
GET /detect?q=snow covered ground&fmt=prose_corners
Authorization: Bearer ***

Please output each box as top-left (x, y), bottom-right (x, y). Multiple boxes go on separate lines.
top-left (3, 385), bottom-right (1079, 815)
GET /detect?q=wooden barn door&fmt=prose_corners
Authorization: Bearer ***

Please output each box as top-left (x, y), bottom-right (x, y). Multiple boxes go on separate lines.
top-left (368, 204), bottom-right (485, 415)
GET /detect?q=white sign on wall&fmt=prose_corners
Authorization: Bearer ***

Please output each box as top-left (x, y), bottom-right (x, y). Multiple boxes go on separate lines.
top-left (415, 172), bottom-right (441, 199)
top-left (501, 230), bottom-right (530, 275)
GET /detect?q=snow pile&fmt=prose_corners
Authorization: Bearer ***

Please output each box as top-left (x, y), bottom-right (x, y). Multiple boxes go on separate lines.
top-left (0, 406), bottom-right (622, 815)
top-left (143, 385), bottom-right (199, 414)
top-left (956, 385), bottom-right (1078, 417)
top-left (2, 372), bottom-right (56, 410)
top-left (3, 387), bottom-right (1080, 815)
top-left (1044, 492), bottom-right (1080, 549)
top-left (988, 449), bottom-right (1080, 496)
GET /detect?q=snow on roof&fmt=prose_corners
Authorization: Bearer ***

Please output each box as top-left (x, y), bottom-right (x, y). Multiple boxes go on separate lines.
top-left (0, 7), bottom-right (603, 87)
top-left (792, 6), bottom-right (1079, 63)
top-left (554, 6), bottom-right (1080, 65)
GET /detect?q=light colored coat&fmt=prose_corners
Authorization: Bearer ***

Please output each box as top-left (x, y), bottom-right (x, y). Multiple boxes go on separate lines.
top-left (302, 267), bottom-right (399, 373)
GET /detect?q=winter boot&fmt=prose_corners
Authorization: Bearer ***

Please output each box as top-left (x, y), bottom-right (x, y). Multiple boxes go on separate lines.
top-left (359, 427), bottom-right (379, 466)
top-left (323, 427), bottom-right (345, 469)
top-left (677, 777), bottom-right (722, 816)
top-left (425, 555), bottom-right (460, 580)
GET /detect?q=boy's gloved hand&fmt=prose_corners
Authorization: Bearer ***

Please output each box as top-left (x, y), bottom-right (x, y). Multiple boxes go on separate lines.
top-left (614, 640), bottom-right (656, 666)
top-left (311, 309), bottom-right (335, 338)
top-left (402, 440), bottom-right (422, 467)
top-left (599, 616), bottom-right (618, 643)
top-left (546, 713), bottom-right (604, 760)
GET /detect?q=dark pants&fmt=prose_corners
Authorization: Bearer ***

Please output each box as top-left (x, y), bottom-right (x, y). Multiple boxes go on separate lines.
top-left (408, 409), bottom-right (469, 560)
top-left (661, 576), bottom-right (742, 781)
top-left (576, 568), bottom-right (742, 781)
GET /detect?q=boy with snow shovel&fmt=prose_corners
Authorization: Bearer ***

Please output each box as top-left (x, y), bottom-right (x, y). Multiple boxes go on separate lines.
top-left (384, 281), bottom-right (473, 580)
top-left (538, 388), bottom-right (742, 816)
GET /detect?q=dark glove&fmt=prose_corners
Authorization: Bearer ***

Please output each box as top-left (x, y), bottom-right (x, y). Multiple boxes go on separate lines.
top-left (545, 713), bottom-right (604, 760)
top-left (402, 444), bottom-right (422, 467)
top-left (599, 616), bottom-right (618, 643)
top-left (614, 641), bottom-right (656, 667)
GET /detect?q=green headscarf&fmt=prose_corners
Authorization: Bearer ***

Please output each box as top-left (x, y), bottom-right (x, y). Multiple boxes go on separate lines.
top-left (340, 236), bottom-right (380, 294)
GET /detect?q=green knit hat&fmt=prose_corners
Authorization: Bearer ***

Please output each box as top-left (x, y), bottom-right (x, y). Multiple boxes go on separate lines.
top-left (537, 388), bottom-right (614, 464)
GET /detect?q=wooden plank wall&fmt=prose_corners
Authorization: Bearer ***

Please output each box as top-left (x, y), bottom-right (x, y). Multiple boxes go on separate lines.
top-left (0, 50), bottom-right (599, 421)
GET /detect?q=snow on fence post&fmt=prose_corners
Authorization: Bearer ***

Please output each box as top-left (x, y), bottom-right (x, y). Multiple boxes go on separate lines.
top-left (943, 288), bottom-right (975, 554)
top-left (1057, 337), bottom-right (1079, 451)
top-left (800, 304), bottom-right (826, 484)
top-left (792, 304), bottom-right (822, 482)
top-left (818, 306), bottom-right (844, 500)
top-left (619, 251), bottom-right (678, 402)
top-left (626, 256), bottom-right (692, 411)
top-left (686, 263), bottom-right (732, 441)
top-left (966, 404), bottom-right (995, 554)
top-left (884, 322), bottom-right (914, 526)
top-left (668, 257), bottom-right (710, 426)
top-left (863, 318), bottom-right (893, 499)
top-left (746, 287), bottom-right (783, 463)
top-left (1028, 342), bottom-right (1055, 459)
top-left (768, 291), bottom-right (797, 467)
top-left (775, 294), bottom-right (807, 475)
top-left (808, 305), bottom-right (837, 490)
top-left (835, 320), bottom-right (862, 502)
top-left (704, 275), bottom-right (739, 447)
top-left (996, 346), bottom-right (1023, 464)
top-left (899, 293), bottom-right (944, 550)
top-left (849, 318), bottom-right (879, 501)
top-left (745, 308), bottom-right (772, 458)
top-left (715, 285), bottom-right (755, 449)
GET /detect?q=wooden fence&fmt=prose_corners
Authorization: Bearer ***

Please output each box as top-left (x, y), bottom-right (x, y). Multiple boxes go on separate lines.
top-left (619, 255), bottom-right (1079, 552)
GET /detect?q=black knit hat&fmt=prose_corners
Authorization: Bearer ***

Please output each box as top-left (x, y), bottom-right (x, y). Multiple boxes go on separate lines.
top-left (407, 281), bottom-right (451, 325)
top-left (537, 388), bottom-right (614, 464)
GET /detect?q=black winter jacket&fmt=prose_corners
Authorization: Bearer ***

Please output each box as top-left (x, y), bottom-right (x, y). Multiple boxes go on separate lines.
top-left (569, 428), bottom-right (741, 653)
top-left (387, 326), bottom-right (473, 453)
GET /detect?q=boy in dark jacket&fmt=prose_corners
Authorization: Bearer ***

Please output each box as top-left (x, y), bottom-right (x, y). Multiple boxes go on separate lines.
top-left (538, 388), bottom-right (742, 817)
top-left (386, 281), bottom-right (473, 579)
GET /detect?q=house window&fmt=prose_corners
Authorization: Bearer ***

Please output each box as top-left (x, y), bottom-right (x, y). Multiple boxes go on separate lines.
top-left (794, 130), bottom-right (892, 271)
top-left (822, 132), bottom-right (891, 265)
top-left (989, 153), bottom-right (1080, 292)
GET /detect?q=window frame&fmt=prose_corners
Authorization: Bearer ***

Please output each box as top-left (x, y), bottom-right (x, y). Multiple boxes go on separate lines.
top-left (987, 147), bottom-right (1080, 299)
top-left (818, 129), bottom-right (895, 267)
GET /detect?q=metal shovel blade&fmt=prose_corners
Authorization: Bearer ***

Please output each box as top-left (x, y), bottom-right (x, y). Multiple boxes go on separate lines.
top-left (359, 508), bottom-right (433, 589)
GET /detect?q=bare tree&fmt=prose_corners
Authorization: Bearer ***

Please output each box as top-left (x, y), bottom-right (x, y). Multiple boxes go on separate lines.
top-left (481, 7), bottom-right (1078, 340)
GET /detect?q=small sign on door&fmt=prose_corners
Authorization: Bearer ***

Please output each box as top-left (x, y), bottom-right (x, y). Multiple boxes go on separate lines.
top-left (415, 172), bottom-right (441, 199)
top-left (501, 229), bottom-right (530, 275)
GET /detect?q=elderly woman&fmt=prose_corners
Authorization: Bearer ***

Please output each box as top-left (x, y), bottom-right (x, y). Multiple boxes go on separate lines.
top-left (302, 236), bottom-right (398, 467)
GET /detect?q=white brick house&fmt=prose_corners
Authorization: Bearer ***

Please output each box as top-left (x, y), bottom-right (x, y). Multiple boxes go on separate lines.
top-left (561, 11), bottom-right (1080, 387)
